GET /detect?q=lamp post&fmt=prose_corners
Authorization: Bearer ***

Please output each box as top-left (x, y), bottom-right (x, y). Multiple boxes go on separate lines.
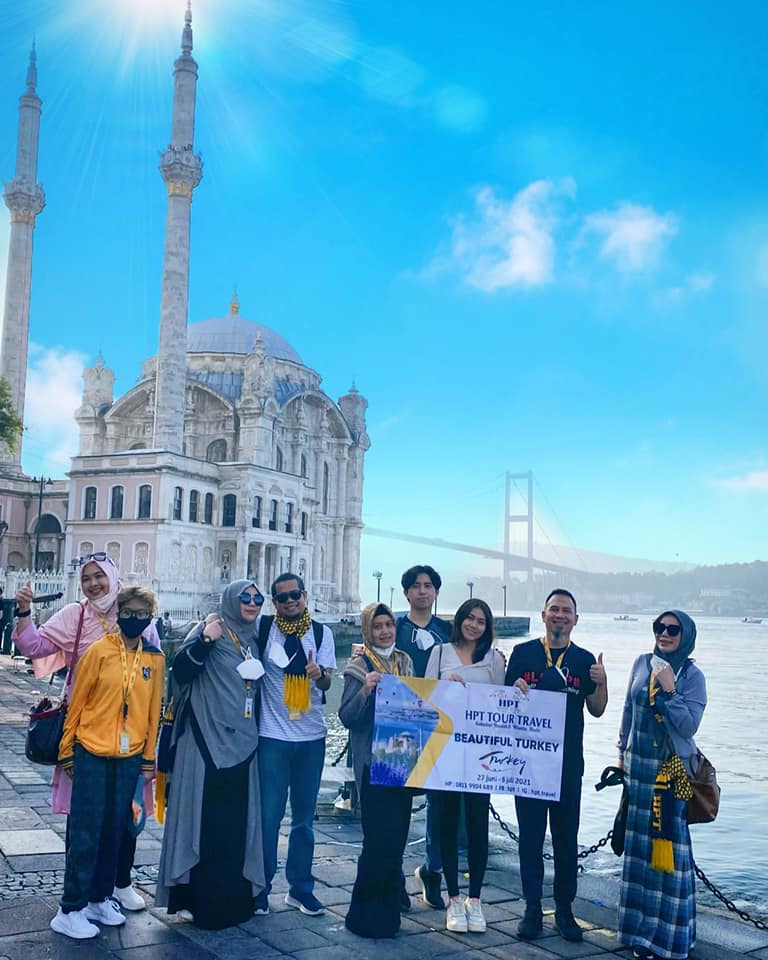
top-left (502, 583), bottom-right (508, 617)
top-left (389, 585), bottom-right (394, 608)
top-left (466, 580), bottom-right (474, 599)
top-left (33, 476), bottom-right (52, 572)
top-left (372, 570), bottom-right (382, 602)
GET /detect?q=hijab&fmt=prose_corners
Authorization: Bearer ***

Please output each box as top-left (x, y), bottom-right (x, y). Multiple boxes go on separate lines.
top-left (653, 608), bottom-right (696, 675)
top-left (175, 579), bottom-right (263, 769)
top-left (345, 602), bottom-right (413, 683)
top-left (85, 557), bottom-right (120, 615)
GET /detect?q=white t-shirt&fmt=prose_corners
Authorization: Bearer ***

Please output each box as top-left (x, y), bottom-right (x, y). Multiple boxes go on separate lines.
top-left (258, 618), bottom-right (337, 742)
top-left (424, 642), bottom-right (506, 686)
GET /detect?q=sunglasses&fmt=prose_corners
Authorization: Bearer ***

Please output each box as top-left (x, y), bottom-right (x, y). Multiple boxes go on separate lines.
top-left (118, 608), bottom-right (152, 620)
top-left (273, 589), bottom-right (303, 604)
top-left (79, 552), bottom-right (115, 565)
top-left (653, 622), bottom-right (682, 638)
top-left (239, 592), bottom-right (264, 606)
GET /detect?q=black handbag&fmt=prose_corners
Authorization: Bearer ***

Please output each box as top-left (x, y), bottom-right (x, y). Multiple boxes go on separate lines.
top-left (24, 605), bottom-right (84, 765)
top-left (595, 765), bottom-right (627, 856)
top-left (687, 751), bottom-right (720, 824)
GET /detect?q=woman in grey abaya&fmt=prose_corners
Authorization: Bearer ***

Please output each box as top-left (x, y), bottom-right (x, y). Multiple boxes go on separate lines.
top-left (156, 580), bottom-right (266, 929)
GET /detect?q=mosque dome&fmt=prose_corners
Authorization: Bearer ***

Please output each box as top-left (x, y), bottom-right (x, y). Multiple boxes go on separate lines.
top-left (187, 294), bottom-right (303, 365)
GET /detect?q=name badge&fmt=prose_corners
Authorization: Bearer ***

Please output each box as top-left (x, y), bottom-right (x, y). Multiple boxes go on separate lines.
top-left (244, 696), bottom-right (253, 719)
top-left (119, 732), bottom-right (130, 755)
top-left (237, 658), bottom-right (265, 681)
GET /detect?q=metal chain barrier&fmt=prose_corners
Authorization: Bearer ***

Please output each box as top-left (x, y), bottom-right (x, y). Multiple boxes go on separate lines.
top-left (330, 736), bottom-right (349, 766)
top-left (489, 802), bottom-right (768, 930)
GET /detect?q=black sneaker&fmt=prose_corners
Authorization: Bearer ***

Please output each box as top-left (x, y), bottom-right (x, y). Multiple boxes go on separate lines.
top-left (517, 904), bottom-right (543, 940)
top-left (253, 891), bottom-right (269, 916)
top-left (414, 864), bottom-right (445, 909)
top-left (554, 907), bottom-right (583, 942)
top-left (632, 949), bottom-right (658, 960)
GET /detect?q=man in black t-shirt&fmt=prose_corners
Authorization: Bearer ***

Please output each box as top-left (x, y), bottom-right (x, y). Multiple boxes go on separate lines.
top-left (505, 588), bottom-right (607, 943)
top-left (395, 565), bottom-right (451, 910)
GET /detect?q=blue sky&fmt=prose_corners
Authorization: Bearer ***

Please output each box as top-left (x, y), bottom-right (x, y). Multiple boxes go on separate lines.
top-left (0, 0), bottom-right (766, 596)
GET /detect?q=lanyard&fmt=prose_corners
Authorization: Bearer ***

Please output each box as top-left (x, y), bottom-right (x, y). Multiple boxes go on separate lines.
top-left (541, 636), bottom-right (569, 670)
top-left (118, 635), bottom-right (143, 721)
top-left (226, 627), bottom-right (252, 660)
top-left (365, 647), bottom-right (400, 677)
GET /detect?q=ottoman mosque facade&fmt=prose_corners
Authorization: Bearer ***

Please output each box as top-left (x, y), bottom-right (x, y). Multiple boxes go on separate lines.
top-left (0, 7), bottom-right (368, 616)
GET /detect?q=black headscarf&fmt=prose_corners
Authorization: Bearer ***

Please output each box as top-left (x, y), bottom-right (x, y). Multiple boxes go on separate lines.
top-left (653, 608), bottom-right (696, 674)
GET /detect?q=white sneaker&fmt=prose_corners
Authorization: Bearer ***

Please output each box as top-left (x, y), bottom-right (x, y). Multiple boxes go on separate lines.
top-left (50, 907), bottom-right (100, 940)
top-left (113, 884), bottom-right (146, 911)
top-left (465, 897), bottom-right (486, 933)
top-left (177, 908), bottom-right (194, 921)
top-left (85, 898), bottom-right (126, 926)
top-left (446, 895), bottom-right (468, 933)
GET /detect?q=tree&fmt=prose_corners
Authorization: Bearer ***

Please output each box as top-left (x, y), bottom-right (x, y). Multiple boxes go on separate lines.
top-left (0, 377), bottom-right (23, 451)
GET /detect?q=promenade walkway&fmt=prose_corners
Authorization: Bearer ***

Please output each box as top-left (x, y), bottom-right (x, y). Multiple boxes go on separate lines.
top-left (1, 655), bottom-right (766, 959)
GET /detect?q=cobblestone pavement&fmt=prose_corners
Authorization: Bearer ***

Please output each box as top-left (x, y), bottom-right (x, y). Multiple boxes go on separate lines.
top-left (1, 654), bottom-right (767, 960)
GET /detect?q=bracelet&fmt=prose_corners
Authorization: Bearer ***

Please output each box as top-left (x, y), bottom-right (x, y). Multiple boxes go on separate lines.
top-left (16, 609), bottom-right (31, 618)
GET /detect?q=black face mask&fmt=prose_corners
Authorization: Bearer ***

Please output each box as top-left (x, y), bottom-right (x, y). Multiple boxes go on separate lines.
top-left (118, 616), bottom-right (151, 640)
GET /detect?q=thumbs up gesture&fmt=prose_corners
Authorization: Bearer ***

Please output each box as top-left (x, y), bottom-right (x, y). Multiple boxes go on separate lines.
top-left (590, 651), bottom-right (606, 687)
top-left (15, 580), bottom-right (33, 615)
top-left (305, 647), bottom-right (322, 681)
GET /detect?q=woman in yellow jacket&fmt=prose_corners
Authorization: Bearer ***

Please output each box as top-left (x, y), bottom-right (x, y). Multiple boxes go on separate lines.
top-left (50, 586), bottom-right (165, 941)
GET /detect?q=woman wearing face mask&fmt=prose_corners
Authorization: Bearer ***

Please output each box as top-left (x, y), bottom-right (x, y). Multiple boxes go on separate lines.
top-left (617, 611), bottom-right (706, 960)
top-left (49, 586), bottom-right (165, 940)
top-left (156, 580), bottom-right (266, 930)
top-left (13, 554), bottom-right (161, 912)
top-left (424, 599), bottom-right (505, 935)
top-left (340, 602), bottom-right (414, 939)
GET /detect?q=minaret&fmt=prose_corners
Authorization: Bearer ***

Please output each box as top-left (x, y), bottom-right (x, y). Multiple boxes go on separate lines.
top-left (0, 43), bottom-right (45, 469)
top-left (152, 2), bottom-right (203, 452)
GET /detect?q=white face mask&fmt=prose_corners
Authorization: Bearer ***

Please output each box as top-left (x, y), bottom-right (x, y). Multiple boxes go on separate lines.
top-left (372, 640), bottom-right (396, 657)
top-left (268, 643), bottom-right (290, 669)
top-left (414, 628), bottom-right (435, 651)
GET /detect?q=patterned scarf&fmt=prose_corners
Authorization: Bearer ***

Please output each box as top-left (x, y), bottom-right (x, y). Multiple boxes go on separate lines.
top-left (650, 753), bottom-right (693, 873)
top-left (275, 609), bottom-right (313, 717)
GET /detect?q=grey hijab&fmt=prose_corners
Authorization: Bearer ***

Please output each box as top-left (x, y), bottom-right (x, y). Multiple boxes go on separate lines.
top-left (653, 608), bottom-right (696, 675)
top-left (176, 580), bottom-right (263, 769)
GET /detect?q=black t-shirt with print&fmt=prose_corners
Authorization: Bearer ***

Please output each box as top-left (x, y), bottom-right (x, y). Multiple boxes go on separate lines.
top-left (505, 637), bottom-right (597, 781)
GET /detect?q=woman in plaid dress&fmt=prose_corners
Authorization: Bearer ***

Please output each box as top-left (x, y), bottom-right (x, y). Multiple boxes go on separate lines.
top-left (617, 610), bottom-right (706, 960)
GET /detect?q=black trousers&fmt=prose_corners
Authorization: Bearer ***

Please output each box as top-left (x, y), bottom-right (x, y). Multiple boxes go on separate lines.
top-left (440, 790), bottom-right (490, 898)
top-left (345, 767), bottom-right (412, 938)
top-left (61, 745), bottom-right (142, 912)
top-left (515, 775), bottom-right (582, 907)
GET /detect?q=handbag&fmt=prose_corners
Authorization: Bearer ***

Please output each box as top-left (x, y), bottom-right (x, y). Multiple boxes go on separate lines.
top-left (595, 766), bottom-right (627, 856)
top-left (24, 605), bottom-right (84, 765)
top-left (687, 751), bottom-right (720, 824)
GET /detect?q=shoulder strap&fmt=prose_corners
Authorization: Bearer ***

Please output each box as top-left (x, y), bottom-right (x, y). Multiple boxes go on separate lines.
top-left (257, 615), bottom-right (274, 657)
top-left (311, 620), bottom-right (324, 652)
top-left (62, 603), bottom-right (86, 700)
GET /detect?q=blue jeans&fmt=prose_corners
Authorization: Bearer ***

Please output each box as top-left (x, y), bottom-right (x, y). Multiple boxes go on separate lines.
top-left (258, 736), bottom-right (325, 897)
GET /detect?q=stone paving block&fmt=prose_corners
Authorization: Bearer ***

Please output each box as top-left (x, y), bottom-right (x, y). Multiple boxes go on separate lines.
top-left (256, 925), bottom-right (331, 952)
top-left (485, 940), bottom-right (567, 960)
top-left (0, 929), bottom-right (114, 960)
top-left (0, 892), bottom-right (59, 935)
top-left (5, 852), bottom-right (65, 872)
top-left (110, 940), bottom-right (220, 960)
top-left (94, 913), bottom-right (186, 950)
top-left (0, 827), bottom-right (64, 855)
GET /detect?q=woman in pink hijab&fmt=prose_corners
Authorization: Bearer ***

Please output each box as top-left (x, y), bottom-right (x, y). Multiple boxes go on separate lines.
top-left (13, 553), bottom-right (160, 913)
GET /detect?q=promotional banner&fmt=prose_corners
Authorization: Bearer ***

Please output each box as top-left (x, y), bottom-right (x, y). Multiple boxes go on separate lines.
top-left (370, 675), bottom-right (566, 800)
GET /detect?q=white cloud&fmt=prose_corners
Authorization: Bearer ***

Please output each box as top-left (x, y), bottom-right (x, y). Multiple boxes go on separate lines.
top-left (582, 202), bottom-right (678, 272)
top-left (431, 179), bottom-right (576, 292)
top-left (653, 270), bottom-right (716, 307)
top-left (22, 344), bottom-right (86, 476)
top-left (717, 470), bottom-right (768, 492)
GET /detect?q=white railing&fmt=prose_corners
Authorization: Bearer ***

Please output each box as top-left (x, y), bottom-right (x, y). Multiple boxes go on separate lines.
top-left (0, 569), bottom-right (70, 614)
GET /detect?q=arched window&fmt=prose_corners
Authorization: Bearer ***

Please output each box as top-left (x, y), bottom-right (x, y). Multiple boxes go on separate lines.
top-left (285, 502), bottom-right (294, 534)
top-left (269, 499), bottom-right (278, 531)
top-left (206, 438), bottom-right (227, 462)
top-left (204, 492), bottom-right (214, 524)
top-left (173, 486), bottom-right (183, 521)
top-left (275, 446), bottom-right (284, 472)
top-left (133, 541), bottom-right (149, 575)
top-left (322, 462), bottom-right (330, 514)
top-left (106, 541), bottom-right (121, 568)
top-left (138, 484), bottom-right (152, 519)
top-left (300, 511), bottom-right (308, 540)
top-left (110, 486), bottom-right (124, 520)
top-left (300, 454), bottom-right (308, 478)
top-left (252, 495), bottom-right (262, 528)
top-left (83, 486), bottom-right (97, 520)
top-left (222, 494), bottom-right (237, 527)
top-left (189, 489), bottom-right (199, 523)
top-left (79, 541), bottom-right (94, 560)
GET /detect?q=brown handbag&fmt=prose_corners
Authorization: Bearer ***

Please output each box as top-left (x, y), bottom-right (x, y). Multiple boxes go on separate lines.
top-left (687, 751), bottom-right (720, 824)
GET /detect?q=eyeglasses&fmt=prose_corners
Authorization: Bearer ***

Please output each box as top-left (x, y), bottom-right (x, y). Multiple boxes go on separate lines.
top-left (239, 592), bottom-right (264, 606)
top-left (273, 589), bottom-right (303, 603)
top-left (119, 608), bottom-right (152, 620)
top-left (653, 622), bottom-right (681, 638)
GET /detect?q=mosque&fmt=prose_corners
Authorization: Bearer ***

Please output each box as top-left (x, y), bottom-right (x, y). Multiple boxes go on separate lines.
top-left (0, 8), bottom-right (368, 617)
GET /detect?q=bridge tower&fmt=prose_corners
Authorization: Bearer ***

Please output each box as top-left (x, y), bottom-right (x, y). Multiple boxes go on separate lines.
top-left (503, 471), bottom-right (534, 601)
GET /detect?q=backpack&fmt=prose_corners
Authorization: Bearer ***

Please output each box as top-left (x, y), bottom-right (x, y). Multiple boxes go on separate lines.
top-left (256, 615), bottom-right (328, 704)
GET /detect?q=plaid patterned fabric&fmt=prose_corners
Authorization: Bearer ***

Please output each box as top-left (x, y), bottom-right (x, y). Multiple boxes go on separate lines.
top-left (618, 693), bottom-right (696, 959)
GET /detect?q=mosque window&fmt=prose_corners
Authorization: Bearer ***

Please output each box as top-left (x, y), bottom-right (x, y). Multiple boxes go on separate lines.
top-left (285, 502), bottom-right (294, 534)
top-left (275, 446), bottom-right (284, 472)
top-left (189, 489), bottom-right (199, 523)
top-left (301, 511), bottom-right (308, 540)
top-left (107, 541), bottom-right (121, 568)
top-left (300, 454), bottom-right (308, 478)
top-left (252, 495), bottom-right (262, 528)
top-left (269, 499), bottom-right (278, 531)
top-left (206, 438), bottom-right (227, 462)
top-left (322, 463), bottom-right (330, 514)
top-left (83, 486), bottom-right (97, 520)
top-left (110, 486), bottom-right (124, 520)
top-left (138, 484), bottom-right (152, 519)
top-left (173, 486), bottom-right (183, 521)
top-left (222, 494), bottom-right (237, 527)
top-left (204, 492), bottom-right (214, 524)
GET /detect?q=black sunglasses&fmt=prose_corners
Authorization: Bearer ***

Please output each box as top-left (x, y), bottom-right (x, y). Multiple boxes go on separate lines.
top-left (79, 552), bottom-right (115, 565)
top-left (273, 589), bottom-right (303, 604)
top-left (653, 622), bottom-right (681, 638)
top-left (239, 592), bottom-right (264, 606)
